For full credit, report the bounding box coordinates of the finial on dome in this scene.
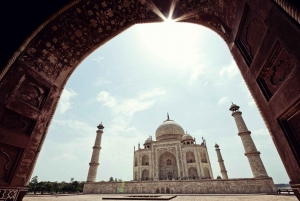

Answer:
[167,112,169,120]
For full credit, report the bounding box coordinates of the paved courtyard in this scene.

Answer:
[24,194,297,201]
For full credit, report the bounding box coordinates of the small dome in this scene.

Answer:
[156,119,185,141]
[97,122,104,129]
[229,103,240,111]
[182,133,194,141]
[144,137,152,145]
[214,143,219,148]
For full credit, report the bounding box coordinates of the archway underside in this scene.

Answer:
[0,0,300,200]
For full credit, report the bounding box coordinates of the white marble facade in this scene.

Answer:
[84,110,277,195]
[83,178,277,194]
[133,116,213,181]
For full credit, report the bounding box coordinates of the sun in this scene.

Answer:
[164,16,174,24]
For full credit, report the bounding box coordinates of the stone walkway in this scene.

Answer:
[24,194,298,201]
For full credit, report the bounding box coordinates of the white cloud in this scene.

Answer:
[189,65,205,85]
[248,100,255,106]
[58,88,77,114]
[93,77,111,87]
[92,56,104,63]
[97,88,166,137]
[219,61,239,78]
[51,153,77,161]
[53,119,95,136]
[97,91,116,107]
[218,96,228,105]
[138,88,165,100]
[252,128,269,136]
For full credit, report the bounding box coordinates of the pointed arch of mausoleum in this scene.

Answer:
[203,167,211,179]
[188,167,198,179]
[0,0,300,200]
[186,151,196,163]
[158,151,178,180]
[141,169,149,180]
[142,155,150,166]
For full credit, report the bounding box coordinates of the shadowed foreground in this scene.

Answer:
[24,194,297,201]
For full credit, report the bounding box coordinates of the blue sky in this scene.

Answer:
[32,22,289,184]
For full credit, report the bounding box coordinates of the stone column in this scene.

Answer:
[86,123,104,182]
[229,103,268,178]
[214,143,228,179]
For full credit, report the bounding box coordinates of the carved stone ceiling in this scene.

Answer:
[0,0,237,85]
[5,0,238,86]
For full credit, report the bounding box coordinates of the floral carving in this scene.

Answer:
[0,109,36,135]
[257,41,296,100]
[0,143,22,184]
[17,0,237,83]
[236,4,267,66]
[14,77,48,109]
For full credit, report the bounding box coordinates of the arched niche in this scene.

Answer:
[142,155,149,166]
[141,169,149,181]
[186,151,195,163]
[188,167,198,179]
[200,152,207,163]
[134,158,138,167]
[203,167,211,179]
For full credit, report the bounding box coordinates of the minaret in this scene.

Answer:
[214,143,228,179]
[229,103,268,178]
[86,122,104,182]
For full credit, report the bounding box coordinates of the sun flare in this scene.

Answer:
[164,17,174,24]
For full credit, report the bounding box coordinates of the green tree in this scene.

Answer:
[37,182,47,194]
[60,181,69,193]
[71,181,79,192]
[78,182,85,192]
[29,176,38,194]
[53,182,60,194]
[45,182,53,194]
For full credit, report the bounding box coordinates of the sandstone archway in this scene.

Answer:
[0,0,299,200]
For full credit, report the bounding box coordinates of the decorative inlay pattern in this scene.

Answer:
[15,0,238,83]
[0,189,19,201]
[0,143,23,184]
[257,41,297,100]
[13,76,49,109]
[0,109,36,136]
[236,4,267,66]
[19,0,160,82]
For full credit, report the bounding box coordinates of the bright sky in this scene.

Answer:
[32,21,289,184]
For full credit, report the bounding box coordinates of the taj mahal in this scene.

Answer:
[133,113,214,181]
[83,103,277,194]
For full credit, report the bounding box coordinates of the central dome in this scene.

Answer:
[156,119,185,141]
